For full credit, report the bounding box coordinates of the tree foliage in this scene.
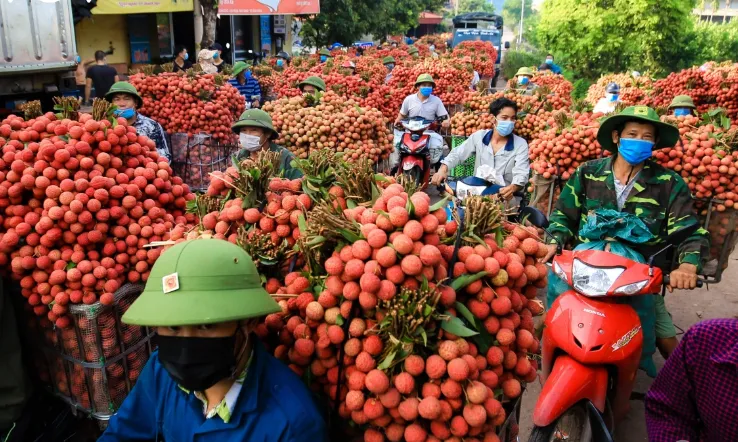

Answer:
[502,0,533,33]
[680,19,738,69]
[456,0,496,15]
[299,0,444,47]
[536,0,697,79]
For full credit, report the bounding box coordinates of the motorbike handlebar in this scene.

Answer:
[662,275,704,289]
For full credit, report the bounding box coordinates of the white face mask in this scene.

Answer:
[240,133,263,152]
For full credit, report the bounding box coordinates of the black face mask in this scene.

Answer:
[157,333,239,392]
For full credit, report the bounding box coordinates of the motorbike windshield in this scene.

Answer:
[403,119,432,131]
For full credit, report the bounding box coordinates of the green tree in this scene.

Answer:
[502,0,533,33]
[299,0,443,47]
[456,0,496,14]
[535,0,697,79]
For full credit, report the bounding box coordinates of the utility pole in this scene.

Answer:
[454,0,459,16]
[518,0,525,45]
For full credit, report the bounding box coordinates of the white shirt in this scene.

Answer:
[442,130,530,187]
[593,97,619,115]
[399,93,449,121]
[471,71,480,90]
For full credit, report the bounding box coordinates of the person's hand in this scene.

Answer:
[441,119,451,129]
[253,100,260,108]
[498,185,516,201]
[667,263,699,293]
[539,243,558,263]
[431,167,448,186]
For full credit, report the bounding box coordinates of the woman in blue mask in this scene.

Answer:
[540,106,709,361]
[105,82,171,161]
[668,95,696,117]
[209,43,225,73]
[432,97,530,203]
[173,45,192,73]
[274,51,291,70]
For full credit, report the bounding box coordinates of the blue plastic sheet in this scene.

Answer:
[546,210,658,377]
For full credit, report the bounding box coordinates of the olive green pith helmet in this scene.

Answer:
[383,56,396,65]
[515,67,534,77]
[105,82,143,108]
[668,95,696,110]
[122,239,280,327]
[232,61,249,77]
[415,73,436,86]
[596,105,680,153]
[299,76,326,92]
[319,48,331,57]
[408,46,419,55]
[231,109,278,139]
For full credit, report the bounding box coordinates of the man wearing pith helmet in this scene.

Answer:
[668,95,697,117]
[232,109,302,180]
[100,239,327,441]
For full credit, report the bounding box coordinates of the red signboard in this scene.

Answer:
[218,0,320,15]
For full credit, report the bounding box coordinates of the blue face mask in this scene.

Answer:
[496,120,515,137]
[245,70,252,79]
[518,76,530,86]
[607,93,619,102]
[75,55,81,63]
[618,138,654,165]
[213,52,219,59]
[184,53,189,60]
[545,59,553,65]
[419,86,433,97]
[674,108,691,117]
[276,59,284,67]
[386,64,395,71]
[114,108,135,119]
[320,55,327,63]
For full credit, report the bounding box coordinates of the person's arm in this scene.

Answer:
[510,139,530,189]
[154,122,171,161]
[84,78,92,103]
[252,78,262,107]
[396,97,409,124]
[548,166,585,245]
[115,75,120,82]
[645,327,702,442]
[99,356,160,441]
[431,135,477,185]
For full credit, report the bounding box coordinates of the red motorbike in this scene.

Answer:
[396,117,441,188]
[520,207,702,442]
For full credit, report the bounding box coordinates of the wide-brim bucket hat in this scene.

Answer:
[122,239,281,327]
[597,105,680,153]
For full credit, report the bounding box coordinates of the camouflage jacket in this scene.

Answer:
[548,157,709,271]
[235,143,302,180]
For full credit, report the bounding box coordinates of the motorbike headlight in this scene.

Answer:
[552,260,568,284]
[614,280,649,295]
[572,259,625,297]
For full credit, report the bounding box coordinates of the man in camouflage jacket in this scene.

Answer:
[542,106,709,359]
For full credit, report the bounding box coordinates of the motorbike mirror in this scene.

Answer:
[519,207,549,229]
[647,244,672,273]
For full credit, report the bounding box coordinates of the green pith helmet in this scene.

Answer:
[597,105,680,153]
[668,95,696,110]
[408,46,419,55]
[231,109,278,139]
[299,76,326,92]
[232,61,249,77]
[105,82,143,108]
[515,67,534,77]
[122,239,280,327]
[319,48,331,57]
[383,56,396,65]
[415,73,436,86]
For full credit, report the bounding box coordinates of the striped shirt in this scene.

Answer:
[228,77,262,106]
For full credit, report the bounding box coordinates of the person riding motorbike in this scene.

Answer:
[668,95,697,117]
[511,67,537,95]
[275,51,291,70]
[298,76,326,97]
[99,239,327,441]
[431,97,529,203]
[341,60,357,76]
[541,105,709,360]
[593,82,621,115]
[393,73,450,170]
[318,48,331,63]
[383,56,395,83]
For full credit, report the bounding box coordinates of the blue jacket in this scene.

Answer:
[99,340,327,442]
[549,63,562,75]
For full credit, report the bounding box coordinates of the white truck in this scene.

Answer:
[0,0,79,112]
